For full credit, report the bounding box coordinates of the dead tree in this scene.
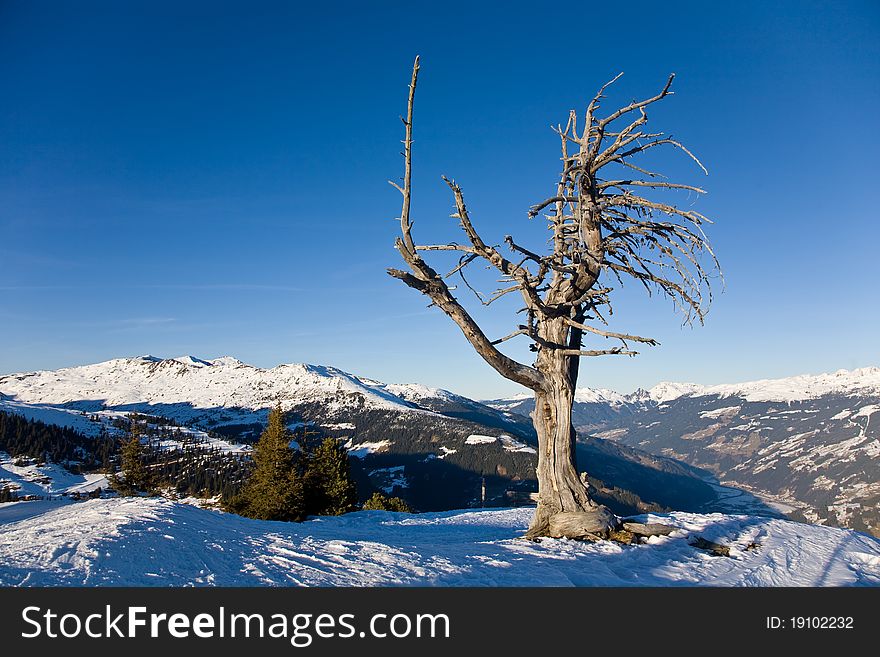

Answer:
[388,57,719,540]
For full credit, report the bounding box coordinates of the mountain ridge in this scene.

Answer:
[487,365,880,407]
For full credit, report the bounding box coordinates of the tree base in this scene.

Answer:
[548,507,619,540]
[526,509,685,544]
[622,521,677,537]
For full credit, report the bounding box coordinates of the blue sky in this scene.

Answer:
[1,0,878,399]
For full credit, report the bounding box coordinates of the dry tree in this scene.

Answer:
[388,57,719,540]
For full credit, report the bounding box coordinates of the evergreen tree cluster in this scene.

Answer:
[1,409,401,519]
[224,405,360,522]
[150,446,250,500]
[303,436,358,516]
[0,411,115,471]
[107,436,251,499]
[107,415,251,499]
[362,492,412,512]
[226,406,302,520]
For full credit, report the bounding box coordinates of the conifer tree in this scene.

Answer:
[304,437,357,516]
[110,428,154,496]
[362,492,412,513]
[230,404,303,521]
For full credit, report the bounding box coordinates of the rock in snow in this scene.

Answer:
[1,497,878,586]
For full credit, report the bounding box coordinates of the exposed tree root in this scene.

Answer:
[622,521,678,537]
[689,536,731,557]
[525,516,683,546]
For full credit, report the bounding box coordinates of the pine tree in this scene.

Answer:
[362,492,412,513]
[304,437,357,516]
[110,434,154,496]
[229,405,303,521]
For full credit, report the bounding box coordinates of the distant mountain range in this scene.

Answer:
[485,367,880,535]
[0,355,741,517]
[5,357,876,534]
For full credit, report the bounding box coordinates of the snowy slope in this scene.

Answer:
[0,398,110,436]
[0,497,878,586]
[1,453,107,497]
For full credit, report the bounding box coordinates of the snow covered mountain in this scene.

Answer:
[2,496,878,586]
[490,386,637,427]
[488,367,880,422]
[647,367,880,403]
[0,354,537,439]
[485,367,880,535]
[0,355,725,516]
[0,355,431,426]
[490,366,880,424]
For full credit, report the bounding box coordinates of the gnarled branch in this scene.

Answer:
[387,57,544,390]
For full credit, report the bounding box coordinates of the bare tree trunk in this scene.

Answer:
[526,320,618,540]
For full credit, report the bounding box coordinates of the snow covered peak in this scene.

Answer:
[573,387,629,405]
[845,366,880,378]
[625,388,653,403]
[645,381,708,404]
[4,356,879,425]
[483,392,532,405]
[171,355,214,368]
[643,367,880,403]
[0,355,427,422]
[209,356,246,368]
[697,367,880,403]
[382,383,460,404]
[483,366,880,407]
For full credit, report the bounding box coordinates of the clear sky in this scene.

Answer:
[1,0,878,399]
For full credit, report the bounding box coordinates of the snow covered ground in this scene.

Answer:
[1,497,878,586]
[0,453,107,498]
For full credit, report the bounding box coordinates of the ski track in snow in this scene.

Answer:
[1,498,878,587]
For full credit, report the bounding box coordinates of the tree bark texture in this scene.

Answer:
[527,318,616,539]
